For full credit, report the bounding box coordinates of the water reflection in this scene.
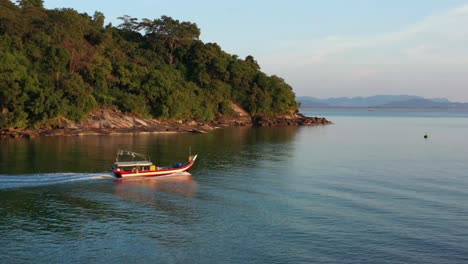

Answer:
[114,173,197,199]
[0,127,301,175]
[196,127,300,171]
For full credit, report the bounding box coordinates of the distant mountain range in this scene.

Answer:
[297,95,468,109]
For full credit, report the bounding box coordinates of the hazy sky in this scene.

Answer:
[43,0,468,102]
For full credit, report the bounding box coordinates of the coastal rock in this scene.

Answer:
[0,128,39,139]
[1,106,332,139]
[251,111,333,127]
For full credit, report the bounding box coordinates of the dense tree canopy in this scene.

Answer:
[0,0,299,128]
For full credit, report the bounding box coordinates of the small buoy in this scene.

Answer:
[424,133,428,139]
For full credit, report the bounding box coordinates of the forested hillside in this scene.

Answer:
[0,0,298,129]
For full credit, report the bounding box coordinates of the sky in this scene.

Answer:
[43,0,468,102]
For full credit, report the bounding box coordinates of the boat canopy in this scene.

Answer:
[114,161,153,167]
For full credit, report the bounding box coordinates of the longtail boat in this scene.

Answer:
[112,150,197,179]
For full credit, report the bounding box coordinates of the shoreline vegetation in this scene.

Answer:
[1,106,333,139]
[0,1,332,139]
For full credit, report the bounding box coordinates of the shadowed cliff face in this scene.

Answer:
[1,105,332,139]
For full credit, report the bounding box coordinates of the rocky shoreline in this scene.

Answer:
[1,108,332,139]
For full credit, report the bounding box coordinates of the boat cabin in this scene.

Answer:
[113,160,155,173]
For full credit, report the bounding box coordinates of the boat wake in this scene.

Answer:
[0,173,114,190]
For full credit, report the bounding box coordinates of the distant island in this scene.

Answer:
[0,1,331,138]
[298,95,468,109]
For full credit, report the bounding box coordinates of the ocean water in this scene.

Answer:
[1,109,468,263]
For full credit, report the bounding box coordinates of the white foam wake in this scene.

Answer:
[0,173,114,190]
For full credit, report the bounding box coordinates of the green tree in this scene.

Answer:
[16,0,43,9]
[141,16,200,64]
[0,51,30,127]
[58,74,97,120]
[92,11,105,28]
[0,2,301,128]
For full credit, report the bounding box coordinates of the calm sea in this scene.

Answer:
[1,109,468,263]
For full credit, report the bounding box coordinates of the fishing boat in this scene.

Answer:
[111,150,197,179]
